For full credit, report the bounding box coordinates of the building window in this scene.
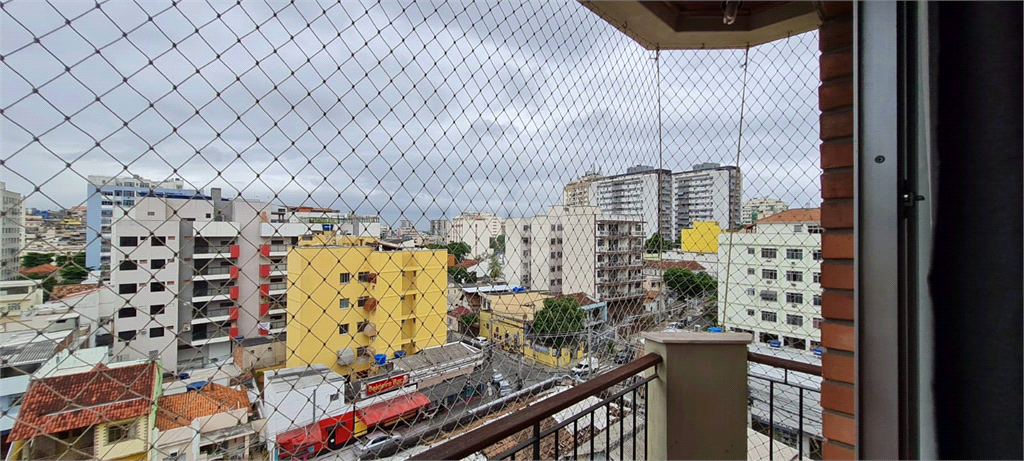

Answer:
[151,236,166,246]
[747,247,755,255]
[339,273,350,283]
[117,330,137,341]
[813,317,823,329]
[812,249,822,261]
[119,236,138,247]
[118,307,137,318]
[746,288,756,296]
[118,284,137,295]
[150,327,165,338]
[747,268,755,275]
[119,260,137,271]
[807,225,823,234]
[759,332,780,344]
[761,311,777,322]
[150,282,165,292]
[786,314,804,326]
[339,324,349,335]
[760,290,778,301]
[330,393,340,401]
[786,292,803,304]
[358,297,369,308]
[151,259,166,270]
[784,336,807,350]
[761,269,777,280]
[785,271,803,282]
[786,248,803,260]
[107,422,136,443]
[813,294,822,306]
[550,238,556,244]
[761,248,777,259]
[150,305,165,315]
[339,299,349,309]
[358,272,370,283]
[746,309,755,316]
[813,272,821,283]
[793,224,803,233]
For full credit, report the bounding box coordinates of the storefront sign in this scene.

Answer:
[365,374,409,396]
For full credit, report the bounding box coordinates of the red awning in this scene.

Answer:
[357,392,430,427]
[277,424,322,450]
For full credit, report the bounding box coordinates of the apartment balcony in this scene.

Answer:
[267,244,289,257]
[192,286,233,303]
[412,332,821,461]
[193,245,237,260]
[190,306,232,324]
[192,265,233,281]
[267,282,287,296]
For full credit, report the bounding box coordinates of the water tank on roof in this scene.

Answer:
[178,373,190,380]
[394,350,407,359]
[708,327,723,333]
[813,347,823,357]
[768,340,782,348]
[373,354,387,366]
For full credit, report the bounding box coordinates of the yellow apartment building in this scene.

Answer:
[478,291,584,368]
[286,234,448,379]
[680,221,721,253]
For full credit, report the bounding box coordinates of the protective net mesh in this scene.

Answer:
[2,1,821,460]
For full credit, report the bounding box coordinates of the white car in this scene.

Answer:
[571,358,600,376]
[355,432,403,459]
[466,336,489,348]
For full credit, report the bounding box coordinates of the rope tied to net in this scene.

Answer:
[720,44,750,333]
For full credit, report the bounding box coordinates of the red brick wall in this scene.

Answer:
[818,2,855,459]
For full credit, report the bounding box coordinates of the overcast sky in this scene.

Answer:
[1,1,821,228]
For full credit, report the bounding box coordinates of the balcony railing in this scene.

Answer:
[194,246,232,255]
[195,266,231,276]
[411,353,661,461]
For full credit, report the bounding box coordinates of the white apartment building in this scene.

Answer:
[1,182,24,280]
[673,163,742,234]
[562,171,603,207]
[717,208,823,351]
[449,211,503,258]
[109,189,318,373]
[269,207,381,238]
[588,166,673,241]
[504,206,645,303]
[742,197,791,225]
[84,174,198,273]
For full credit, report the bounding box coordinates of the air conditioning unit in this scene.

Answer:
[181,323,192,332]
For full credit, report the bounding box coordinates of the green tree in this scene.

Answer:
[489,235,505,253]
[645,233,670,253]
[663,268,717,300]
[58,265,89,285]
[446,242,471,263]
[486,253,502,280]
[531,297,585,348]
[448,266,477,284]
[21,252,54,269]
[459,313,479,331]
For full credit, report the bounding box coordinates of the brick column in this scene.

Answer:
[818,2,856,459]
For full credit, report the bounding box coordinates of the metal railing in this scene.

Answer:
[194,266,231,276]
[746,351,823,460]
[411,353,661,461]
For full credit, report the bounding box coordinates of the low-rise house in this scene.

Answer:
[0,331,77,455]
[154,382,254,461]
[642,260,706,294]
[6,361,160,461]
[478,291,585,367]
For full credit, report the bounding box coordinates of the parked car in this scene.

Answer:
[464,336,489,349]
[613,350,635,364]
[355,432,403,459]
[571,358,600,376]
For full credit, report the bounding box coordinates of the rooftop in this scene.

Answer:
[482,291,551,320]
[753,207,820,224]
[156,382,250,431]
[266,364,346,391]
[644,260,707,271]
[19,264,60,275]
[392,342,480,374]
[8,362,157,441]
[35,347,109,379]
[0,330,73,367]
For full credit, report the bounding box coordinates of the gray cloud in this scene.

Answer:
[2,1,821,226]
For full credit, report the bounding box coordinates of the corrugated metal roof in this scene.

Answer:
[393,342,478,373]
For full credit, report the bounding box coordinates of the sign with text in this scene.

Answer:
[365,374,409,396]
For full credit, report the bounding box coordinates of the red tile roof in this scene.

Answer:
[644,260,706,271]
[49,284,98,299]
[754,208,820,224]
[8,362,157,441]
[558,292,599,306]
[20,264,60,275]
[155,382,250,431]
[455,259,480,269]
[449,306,473,317]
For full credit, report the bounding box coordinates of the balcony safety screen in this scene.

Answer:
[1,1,822,459]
